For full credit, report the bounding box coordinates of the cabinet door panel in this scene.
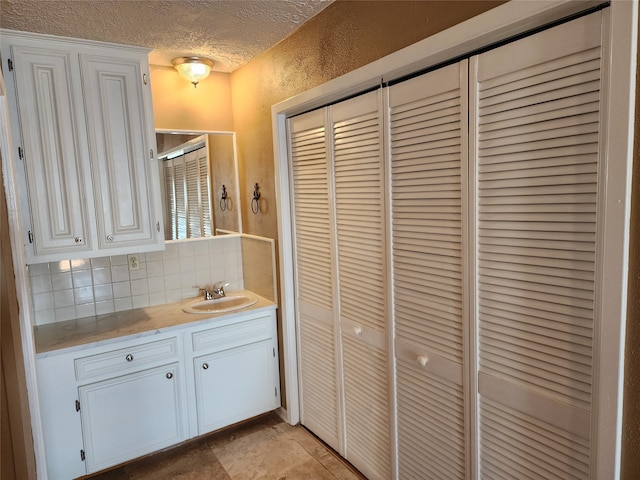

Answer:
[11,46,93,256]
[79,363,184,473]
[194,340,277,434]
[80,55,159,249]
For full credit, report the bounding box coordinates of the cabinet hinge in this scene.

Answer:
[80,449,85,461]
[149,149,154,160]
[143,72,148,85]
[27,230,33,244]
[156,221,160,232]
[75,399,80,412]
[275,387,277,397]
[273,348,276,358]
[7,58,13,71]
[18,146,24,160]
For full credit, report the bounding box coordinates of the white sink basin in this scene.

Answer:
[182,294,258,314]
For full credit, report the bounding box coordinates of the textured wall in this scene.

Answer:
[230,0,504,240]
[621,28,640,479]
[208,134,240,233]
[150,66,234,132]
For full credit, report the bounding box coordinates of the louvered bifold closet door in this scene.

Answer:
[163,159,177,240]
[185,149,202,237]
[198,148,213,237]
[184,146,212,238]
[173,156,187,239]
[389,61,468,480]
[471,11,603,479]
[288,109,342,452]
[331,90,391,480]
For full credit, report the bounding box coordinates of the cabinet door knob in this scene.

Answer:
[417,355,429,367]
[125,354,134,362]
[106,234,114,242]
[202,363,209,370]
[166,372,173,379]
[353,326,363,336]
[74,236,83,244]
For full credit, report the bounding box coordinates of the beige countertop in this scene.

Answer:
[34,290,276,356]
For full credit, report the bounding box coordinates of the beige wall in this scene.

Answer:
[150,65,234,132]
[208,134,240,232]
[230,0,504,239]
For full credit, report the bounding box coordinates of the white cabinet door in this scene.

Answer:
[80,54,162,251]
[9,44,94,258]
[37,352,87,480]
[194,339,278,434]
[79,363,185,473]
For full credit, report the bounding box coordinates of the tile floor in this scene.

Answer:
[86,413,367,480]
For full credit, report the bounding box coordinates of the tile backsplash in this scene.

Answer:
[29,236,244,326]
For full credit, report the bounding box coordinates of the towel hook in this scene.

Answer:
[251,183,261,214]
[220,185,228,211]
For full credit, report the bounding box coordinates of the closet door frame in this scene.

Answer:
[273,2,636,479]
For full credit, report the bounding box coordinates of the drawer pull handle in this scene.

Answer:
[166,372,173,379]
[125,354,134,362]
[417,355,429,367]
[202,363,209,370]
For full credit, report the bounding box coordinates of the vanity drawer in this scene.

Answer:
[75,337,179,381]
[191,315,273,353]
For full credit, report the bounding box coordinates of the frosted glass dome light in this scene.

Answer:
[171,57,215,88]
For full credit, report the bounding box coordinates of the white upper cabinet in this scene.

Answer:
[7,44,94,257]
[80,55,160,251]
[1,30,164,263]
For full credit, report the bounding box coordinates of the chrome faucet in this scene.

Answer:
[197,282,230,300]
[211,282,229,299]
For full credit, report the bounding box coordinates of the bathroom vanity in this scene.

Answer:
[34,293,279,479]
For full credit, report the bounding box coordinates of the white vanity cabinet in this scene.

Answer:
[78,364,185,472]
[0,30,164,263]
[37,334,188,479]
[74,337,186,473]
[189,311,280,434]
[36,304,279,479]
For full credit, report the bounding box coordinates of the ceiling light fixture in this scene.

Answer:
[171,57,215,88]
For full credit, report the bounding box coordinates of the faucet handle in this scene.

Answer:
[195,285,213,300]
[212,282,230,296]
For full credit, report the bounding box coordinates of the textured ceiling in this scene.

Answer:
[0,0,333,72]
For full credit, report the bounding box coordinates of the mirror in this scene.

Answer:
[156,130,241,239]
